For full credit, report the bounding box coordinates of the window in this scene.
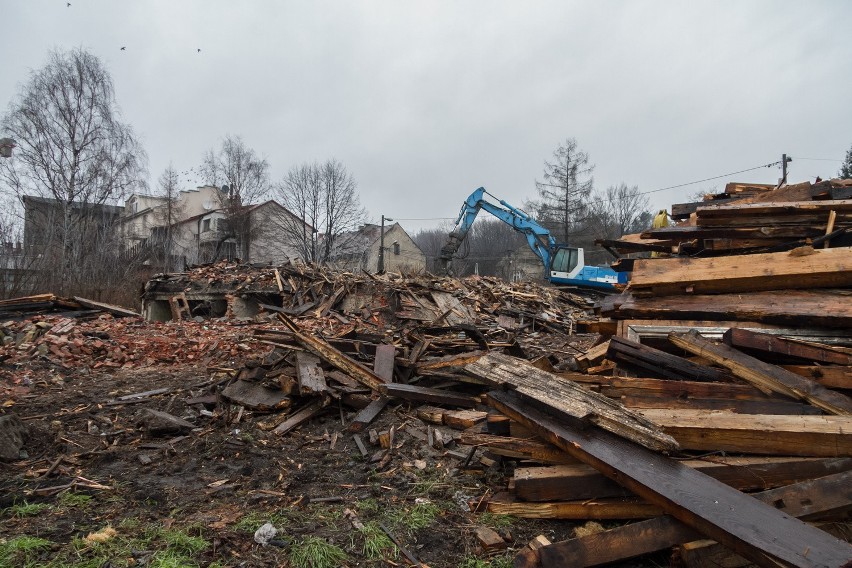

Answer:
[551,247,579,273]
[202,219,211,232]
[393,242,400,255]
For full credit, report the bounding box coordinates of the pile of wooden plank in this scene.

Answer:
[0,294,139,320]
[598,178,852,258]
[475,179,852,566]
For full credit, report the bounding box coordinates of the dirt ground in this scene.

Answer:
[1,352,595,568]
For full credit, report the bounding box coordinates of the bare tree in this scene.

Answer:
[532,138,594,244]
[201,135,269,259]
[587,183,652,240]
[153,163,185,272]
[0,47,147,296]
[274,159,367,264]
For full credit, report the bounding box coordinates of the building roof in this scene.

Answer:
[22,195,125,215]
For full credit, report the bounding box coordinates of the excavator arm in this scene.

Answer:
[438,187,556,277]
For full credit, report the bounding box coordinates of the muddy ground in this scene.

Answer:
[0,357,613,568]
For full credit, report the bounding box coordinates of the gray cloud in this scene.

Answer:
[2,1,850,235]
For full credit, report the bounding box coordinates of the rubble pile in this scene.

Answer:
[1,179,851,567]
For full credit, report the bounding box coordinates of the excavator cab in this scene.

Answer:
[550,246,582,278]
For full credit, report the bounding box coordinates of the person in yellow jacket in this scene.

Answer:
[651,209,669,257]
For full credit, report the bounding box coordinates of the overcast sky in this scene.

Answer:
[2,1,851,234]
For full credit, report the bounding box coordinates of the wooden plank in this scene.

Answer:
[541,516,700,567]
[540,471,852,568]
[348,396,390,433]
[486,389,852,567]
[514,457,852,502]
[379,383,478,408]
[671,330,852,415]
[415,351,487,374]
[598,377,776,402]
[72,296,140,318]
[295,352,327,394]
[680,522,852,568]
[696,199,852,217]
[485,492,663,520]
[576,340,610,371]
[276,313,386,391]
[442,409,488,430]
[781,365,852,390]
[619,394,823,415]
[607,336,733,382]
[605,289,852,329]
[465,352,678,452]
[457,432,578,465]
[639,409,852,456]
[629,246,852,296]
[373,344,396,381]
[273,399,328,435]
[724,328,852,365]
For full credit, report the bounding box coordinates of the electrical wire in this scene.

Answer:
[790,156,843,162]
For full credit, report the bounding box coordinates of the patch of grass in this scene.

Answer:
[459,555,513,568]
[356,497,382,518]
[0,535,52,567]
[289,536,349,568]
[233,511,267,533]
[3,501,51,518]
[57,492,92,508]
[149,549,202,568]
[386,500,441,532]
[478,512,516,529]
[159,527,209,556]
[360,521,398,560]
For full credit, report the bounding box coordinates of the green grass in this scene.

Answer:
[57,492,92,508]
[51,523,210,568]
[386,500,441,532]
[3,501,51,518]
[289,536,349,568]
[0,535,52,568]
[360,521,398,560]
[477,512,516,529]
[459,555,513,568]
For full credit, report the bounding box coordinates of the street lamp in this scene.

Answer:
[378,215,393,273]
[0,138,16,158]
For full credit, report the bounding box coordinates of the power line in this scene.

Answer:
[790,156,843,162]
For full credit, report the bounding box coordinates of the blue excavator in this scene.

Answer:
[438,187,627,292]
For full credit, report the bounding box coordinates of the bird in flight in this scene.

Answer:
[121,47,126,51]
[197,48,202,53]
[67,2,71,6]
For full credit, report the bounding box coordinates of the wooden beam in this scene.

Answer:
[670,330,852,415]
[276,313,386,391]
[379,383,478,408]
[619,394,823,415]
[484,492,662,520]
[607,336,734,382]
[486,389,852,567]
[540,470,852,568]
[465,352,678,452]
[295,352,327,394]
[597,377,777,402]
[639,409,852,456]
[514,457,852,502]
[724,327,852,365]
[782,365,852,390]
[373,344,396,381]
[457,432,578,465]
[348,396,390,433]
[604,289,852,329]
[629,246,852,297]
[273,399,328,435]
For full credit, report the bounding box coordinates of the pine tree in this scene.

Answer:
[839,145,852,179]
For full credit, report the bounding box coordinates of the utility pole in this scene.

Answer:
[781,154,792,185]
[378,215,393,273]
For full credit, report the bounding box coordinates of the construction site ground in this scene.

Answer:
[0,339,599,568]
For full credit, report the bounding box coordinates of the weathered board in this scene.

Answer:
[487,389,852,568]
[465,352,678,452]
